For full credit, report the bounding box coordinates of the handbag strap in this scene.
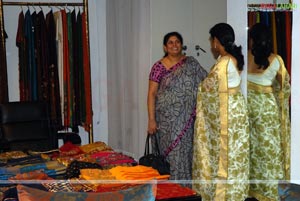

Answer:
[163,108,196,157]
[144,134,150,155]
[144,133,162,156]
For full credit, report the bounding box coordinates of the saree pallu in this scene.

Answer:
[247,56,290,201]
[155,56,207,182]
[192,57,250,201]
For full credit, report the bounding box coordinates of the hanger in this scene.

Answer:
[31,4,37,13]
[65,4,71,12]
[20,5,24,13]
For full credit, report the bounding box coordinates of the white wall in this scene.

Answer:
[227,0,248,96]
[291,0,300,184]
[89,0,108,144]
[151,0,226,72]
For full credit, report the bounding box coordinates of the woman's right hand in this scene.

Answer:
[148,119,158,135]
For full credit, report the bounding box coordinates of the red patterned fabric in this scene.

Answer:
[81,12,92,132]
[90,151,136,167]
[59,142,83,156]
[155,183,196,200]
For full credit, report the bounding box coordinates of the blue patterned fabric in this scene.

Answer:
[17,183,156,201]
[278,182,300,201]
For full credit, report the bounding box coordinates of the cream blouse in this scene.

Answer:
[247,57,280,86]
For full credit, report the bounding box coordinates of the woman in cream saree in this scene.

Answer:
[193,23,250,201]
[247,22,291,201]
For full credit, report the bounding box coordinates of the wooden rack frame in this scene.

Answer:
[0,0,94,144]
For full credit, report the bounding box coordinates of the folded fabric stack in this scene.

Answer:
[91,151,137,168]
[78,165,169,192]
[45,142,137,169]
[0,157,66,180]
[108,165,169,181]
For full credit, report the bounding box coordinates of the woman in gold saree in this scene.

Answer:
[192,23,250,201]
[247,23,291,201]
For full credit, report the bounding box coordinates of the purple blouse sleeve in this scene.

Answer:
[149,62,164,83]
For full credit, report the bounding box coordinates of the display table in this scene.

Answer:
[0,141,201,201]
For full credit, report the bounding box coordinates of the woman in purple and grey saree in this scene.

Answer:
[147,32,207,183]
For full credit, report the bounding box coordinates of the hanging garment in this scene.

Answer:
[61,9,70,128]
[24,9,36,101]
[0,15,9,103]
[275,12,287,67]
[82,12,92,132]
[34,10,49,102]
[247,11,254,28]
[284,11,292,75]
[72,9,80,130]
[53,10,65,127]
[271,12,278,54]
[16,11,27,101]
[46,10,62,130]
[76,11,86,124]
[67,11,74,129]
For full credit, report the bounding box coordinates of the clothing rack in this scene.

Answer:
[248,3,296,12]
[2,2,83,6]
[0,0,94,144]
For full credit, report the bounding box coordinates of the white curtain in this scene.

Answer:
[106,0,151,159]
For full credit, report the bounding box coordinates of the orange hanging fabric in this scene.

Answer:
[271,12,278,54]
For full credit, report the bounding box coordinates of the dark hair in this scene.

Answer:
[163,32,183,57]
[209,23,244,71]
[249,23,272,69]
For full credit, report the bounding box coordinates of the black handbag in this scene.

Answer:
[139,134,170,175]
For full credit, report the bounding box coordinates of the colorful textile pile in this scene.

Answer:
[0,141,167,201]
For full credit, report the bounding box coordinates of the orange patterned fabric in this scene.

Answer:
[9,170,52,180]
[109,165,170,180]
